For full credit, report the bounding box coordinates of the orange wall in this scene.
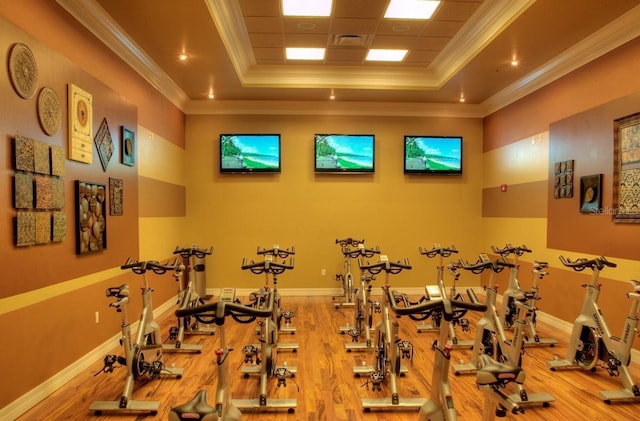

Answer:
[0,1,185,411]
[483,32,640,349]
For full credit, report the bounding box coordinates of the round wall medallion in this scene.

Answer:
[37,87,62,136]
[8,43,38,99]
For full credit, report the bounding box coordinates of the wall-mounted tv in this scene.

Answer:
[220,134,281,173]
[314,134,375,173]
[404,135,462,175]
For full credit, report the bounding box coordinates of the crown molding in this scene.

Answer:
[430,0,535,87]
[55,0,190,110]
[482,4,640,115]
[185,99,484,118]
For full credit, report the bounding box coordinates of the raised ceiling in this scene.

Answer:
[58,0,640,116]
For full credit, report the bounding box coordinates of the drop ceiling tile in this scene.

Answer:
[377,19,429,36]
[253,47,284,60]
[370,35,420,49]
[330,18,378,35]
[239,0,280,17]
[423,20,465,37]
[325,47,367,61]
[283,17,331,33]
[414,36,452,51]
[244,16,283,34]
[435,1,483,21]
[249,34,284,48]
[333,0,388,18]
[284,33,330,48]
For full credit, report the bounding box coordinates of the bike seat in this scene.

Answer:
[169,390,217,421]
[476,355,525,386]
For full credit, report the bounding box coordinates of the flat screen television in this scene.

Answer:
[220,134,281,173]
[314,134,375,173]
[404,135,462,175]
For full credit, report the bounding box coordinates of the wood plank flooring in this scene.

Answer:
[17,293,640,420]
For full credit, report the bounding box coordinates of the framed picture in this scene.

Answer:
[109,177,123,216]
[67,84,93,164]
[580,174,602,214]
[75,180,107,254]
[613,112,640,223]
[94,118,114,172]
[121,126,136,166]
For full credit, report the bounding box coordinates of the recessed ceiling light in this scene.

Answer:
[208,92,215,99]
[384,0,440,19]
[510,59,519,67]
[286,47,325,60]
[282,0,332,16]
[178,53,189,61]
[366,49,408,62]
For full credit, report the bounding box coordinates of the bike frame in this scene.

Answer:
[548,255,640,403]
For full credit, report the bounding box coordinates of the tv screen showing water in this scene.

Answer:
[315,134,374,172]
[404,136,462,174]
[220,134,281,173]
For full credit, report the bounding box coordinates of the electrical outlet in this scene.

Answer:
[95,311,100,324]
[321,268,326,276]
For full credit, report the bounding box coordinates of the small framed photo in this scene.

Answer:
[580,174,602,214]
[121,126,136,166]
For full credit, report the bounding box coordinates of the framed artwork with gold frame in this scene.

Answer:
[613,112,640,223]
[121,126,136,166]
[68,84,93,164]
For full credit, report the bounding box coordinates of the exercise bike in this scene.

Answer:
[476,354,525,419]
[90,258,184,415]
[413,244,472,349]
[339,243,381,348]
[548,255,640,404]
[453,254,554,409]
[491,244,557,347]
[163,245,215,353]
[387,282,487,420]
[253,245,297,337]
[333,237,365,308]
[238,252,298,412]
[169,288,275,421]
[353,255,423,411]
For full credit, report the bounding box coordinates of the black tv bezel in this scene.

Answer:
[314,133,375,174]
[403,135,463,175]
[219,133,282,174]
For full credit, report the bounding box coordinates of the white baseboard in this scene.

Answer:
[0,297,176,421]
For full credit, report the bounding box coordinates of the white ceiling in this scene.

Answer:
[57,0,640,117]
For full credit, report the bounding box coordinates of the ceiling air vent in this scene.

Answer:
[333,34,370,47]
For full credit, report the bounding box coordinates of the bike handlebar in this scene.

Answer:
[458,255,514,274]
[175,290,275,325]
[173,245,213,259]
[419,244,458,258]
[358,257,411,275]
[386,287,486,318]
[257,245,295,258]
[559,255,617,271]
[491,243,532,257]
[121,257,180,275]
[342,245,380,259]
[241,257,295,275]
[336,238,364,247]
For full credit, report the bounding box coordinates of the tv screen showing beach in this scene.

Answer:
[404,136,462,174]
[314,134,374,172]
[220,134,281,173]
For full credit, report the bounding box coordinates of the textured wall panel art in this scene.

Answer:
[14,134,34,172]
[14,173,33,209]
[35,212,51,244]
[33,139,50,174]
[16,211,36,246]
[52,211,66,242]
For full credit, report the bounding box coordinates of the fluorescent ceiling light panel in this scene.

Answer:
[282,0,332,16]
[384,0,440,19]
[286,47,326,60]
[366,49,408,62]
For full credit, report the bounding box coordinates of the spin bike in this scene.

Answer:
[354,256,423,411]
[413,244,472,349]
[169,288,275,421]
[341,244,382,348]
[453,254,554,409]
[548,255,640,404]
[90,258,184,415]
[333,237,365,308]
[238,254,299,412]
[387,283,487,420]
[164,245,215,353]
[491,244,557,347]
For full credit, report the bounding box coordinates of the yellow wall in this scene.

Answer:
[184,114,484,289]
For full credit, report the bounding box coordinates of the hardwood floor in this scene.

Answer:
[17,293,640,420]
